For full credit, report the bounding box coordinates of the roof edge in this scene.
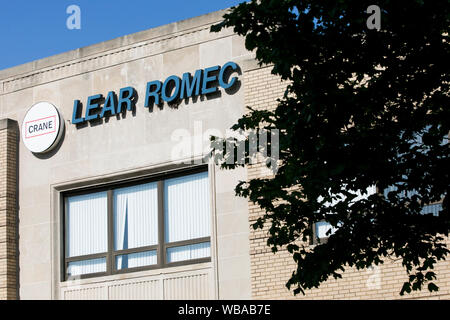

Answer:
[0,8,229,81]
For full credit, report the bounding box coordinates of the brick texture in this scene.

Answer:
[244,66,450,300]
[0,119,18,300]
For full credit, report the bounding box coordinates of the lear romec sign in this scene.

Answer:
[21,102,64,153]
[71,61,240,125]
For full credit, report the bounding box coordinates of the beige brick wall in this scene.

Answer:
[244,66,450,300]
[0,119,18,300]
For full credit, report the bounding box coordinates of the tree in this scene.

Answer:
[210,0,449,295]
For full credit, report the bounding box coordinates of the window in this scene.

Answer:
[383,185,443,216]
[381,128,446,217]
[312,185,377,243]
[314,221,338,240]
[312,184,443,244]
[312,129,447,243]
[63,168,211,280]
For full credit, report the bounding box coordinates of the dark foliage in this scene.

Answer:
[210,0,449,295]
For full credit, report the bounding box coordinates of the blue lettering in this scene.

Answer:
[219,61,239,89]
[145,80,162,107]
[202,65,219,95]
[71,100,85,124]
[162,75,181,103]
[180,70,202,99]
[85,94,102,121]
[71,62,241,126]
[117,87,135,113]
[100,91,117,118]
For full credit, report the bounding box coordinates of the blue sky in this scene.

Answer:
[0,0,244,70]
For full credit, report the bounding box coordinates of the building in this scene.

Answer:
[0,9,449,300]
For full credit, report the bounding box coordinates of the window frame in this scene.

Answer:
[62,165,211,281]
[310,220,336,245]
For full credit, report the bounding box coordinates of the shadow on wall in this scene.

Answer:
[33,124,66,160]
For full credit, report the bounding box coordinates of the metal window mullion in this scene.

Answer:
[67,271,109,281]
[157,180,165,268]
[165,257,212,268]
[165,236,211,249]
[107,189,114,275]
[65,252,108,263]
[311,222,317,245]
[63,197,68,281]
[65,260,69,281]
[112,244,159,257]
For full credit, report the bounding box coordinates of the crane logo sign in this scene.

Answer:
[21,102,64,153]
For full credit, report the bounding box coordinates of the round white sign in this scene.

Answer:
[21,102,64,153]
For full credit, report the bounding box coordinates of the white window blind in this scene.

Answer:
[315,221,339,239]
[116,250,157,270]
[167,242,211,263]
[66,192,108,257]
[67,258,106,277]
[164,171,211,261]
[114,182,159,250]
[114,182,159,270]
[64,170,212,278]
[66,192,108,276]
